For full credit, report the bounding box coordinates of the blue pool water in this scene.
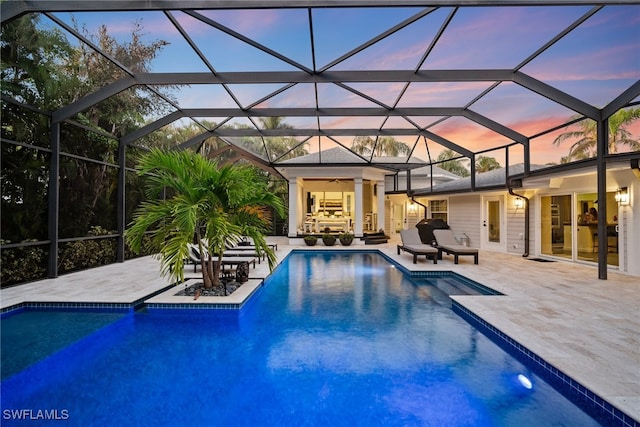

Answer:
[2,252,605,426]
[1,310,127,379]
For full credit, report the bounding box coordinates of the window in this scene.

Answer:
[430,200,448,222]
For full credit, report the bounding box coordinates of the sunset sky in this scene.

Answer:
[40,4,640,166]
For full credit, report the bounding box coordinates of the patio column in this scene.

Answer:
[116,141,126,262]
[376,180,385,232]
[48,122,60,278]
[288,177,298,237]
[596,118,608,279]
[354,177,363,237]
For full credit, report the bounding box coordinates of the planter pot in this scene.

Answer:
[235,261,249,283]
[339,237,353,246]
[304,237,317,246]
[322,237,336,246]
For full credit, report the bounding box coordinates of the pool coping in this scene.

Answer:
[144,278,265,310]
[453,301,637,427]
[0,282,176,315]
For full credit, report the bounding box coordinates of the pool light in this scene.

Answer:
[517,374,533,389]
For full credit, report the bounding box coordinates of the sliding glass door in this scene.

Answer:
[575,192,618,266]
[541,195,572,260]
[540,193,618,267]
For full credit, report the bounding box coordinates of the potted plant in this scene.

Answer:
[322,233,336,246]
[125,148,284,291]
[304,235,318,246]
[339,232,354,246]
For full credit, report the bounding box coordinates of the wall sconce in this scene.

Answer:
[407,202,417,214]
[514,197,525,209]
[615,187,629,205]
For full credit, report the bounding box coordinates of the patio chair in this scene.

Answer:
[187,243,257,272]
[225,238,278,253]
[223,249,265,263]
[187,243,206,272]
[433,229,479,264]
[397,229,438,264]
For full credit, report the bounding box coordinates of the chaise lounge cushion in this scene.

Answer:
[186,243,258,272]
[433,229,478,264]
[397,229,438,264]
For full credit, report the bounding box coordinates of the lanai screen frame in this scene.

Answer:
[1,0,639,281]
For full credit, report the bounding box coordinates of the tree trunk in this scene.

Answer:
[201,255,217,289]
[212,255,222,286]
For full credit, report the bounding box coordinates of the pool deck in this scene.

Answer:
[1,237,638,423]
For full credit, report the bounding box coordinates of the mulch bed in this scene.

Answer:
[174,280,242,297]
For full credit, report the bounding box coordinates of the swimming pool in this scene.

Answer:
[1,310,128,380]
[2,251,606,426]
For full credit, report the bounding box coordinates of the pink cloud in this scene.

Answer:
[68,11,179,39]
[196,9,284,38]
[526,42,640,81]
[508,116,576,137]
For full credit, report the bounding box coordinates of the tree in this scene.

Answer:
[436,149,470,177]
[257,117,308,161]
[1,15,75,110]
[258,116,291,130]
[553,109,640,163]
[2,14,174,242]
[125,148,284,289]
[475,156,502,173]
[351,136,411,157]
[69,19,174,137]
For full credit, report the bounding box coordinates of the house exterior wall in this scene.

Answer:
[448,195,481,247]
[616,170,638,276]
[506,193,526,255]
[522,167,637,277]
[384,162,638,278]
[384,199,392,234]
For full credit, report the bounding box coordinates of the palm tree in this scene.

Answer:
[125,148,284,289]
[351,136,411,157]
[257,116,308,161]
[475,156,502,173]
[553,108,640,163]
[436,149,470,177]
[258,116,292,130]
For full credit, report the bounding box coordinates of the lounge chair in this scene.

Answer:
[222,249,264,263]
[397,229,438,264]
[187,244,257,272]
[225,236,278,253]
[433,229,479,264]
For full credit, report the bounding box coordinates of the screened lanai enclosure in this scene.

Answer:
[1,0,639,286]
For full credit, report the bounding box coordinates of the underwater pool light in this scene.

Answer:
[517,374,533,389]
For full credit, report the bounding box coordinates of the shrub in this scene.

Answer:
[322,233,336,246]
[58,226,117,274]
[0,240,47,287]
[339,232,354,246]
[303,235,317,246]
